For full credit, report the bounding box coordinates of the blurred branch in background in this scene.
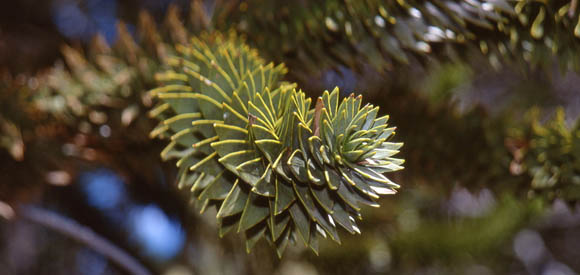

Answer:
[217,0,580,78]
[4,204,152,275]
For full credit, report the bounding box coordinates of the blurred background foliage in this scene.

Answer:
[1,0,580,274]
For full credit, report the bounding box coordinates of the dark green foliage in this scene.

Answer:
[0,6,211,203]
[508,108,580,202]
[221,0,580,72]
[0,6,212,161]
[149,31,404,256]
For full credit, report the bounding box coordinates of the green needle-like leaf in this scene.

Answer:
[150,31,404,256]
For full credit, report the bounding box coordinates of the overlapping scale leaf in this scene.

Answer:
[150,32,404,257]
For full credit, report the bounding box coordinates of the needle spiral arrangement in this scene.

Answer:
[149,32,403,257]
